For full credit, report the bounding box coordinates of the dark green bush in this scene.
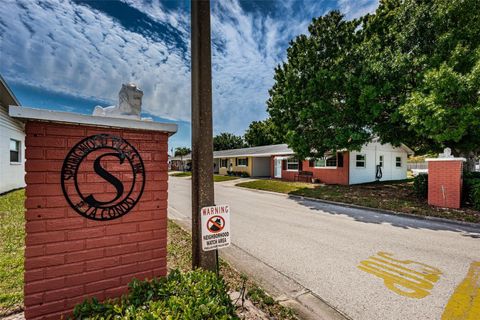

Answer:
[73,269,238,320]
[463,173,480,210]
[240,172,249,178]
[413,174,428,198]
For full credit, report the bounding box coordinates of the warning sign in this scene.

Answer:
[201,205,230,251]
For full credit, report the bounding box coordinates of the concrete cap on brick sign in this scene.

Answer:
[425,158,466,162]
[9,105,177,135]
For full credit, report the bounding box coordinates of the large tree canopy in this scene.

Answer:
[267,11,368,159]
[267,0,480,163]
[244,118,284,147]
[213,132,245,151]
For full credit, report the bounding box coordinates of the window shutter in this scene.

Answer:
[309,159,314,167]
[337,152,344,167]
[246,158,249,167]
[235,158,238,166]
[282,160,286,170]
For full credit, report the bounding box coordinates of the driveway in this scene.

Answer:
[168,177,480,320]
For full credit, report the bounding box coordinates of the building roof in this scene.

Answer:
[169,140,413,162]
[171,153,191,161]
[0,74,21,108]
[213,144,293,158]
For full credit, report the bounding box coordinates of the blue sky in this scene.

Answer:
[0,0,378,153]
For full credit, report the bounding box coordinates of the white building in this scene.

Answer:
[347,140,413,184]
[0,75,25,194]
[203,141,413,185]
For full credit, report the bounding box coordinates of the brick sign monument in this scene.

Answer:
[426,148,466,209]
[9,102,176,319]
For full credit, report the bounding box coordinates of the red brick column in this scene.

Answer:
[23,121,169,320]
[426,159,464,209]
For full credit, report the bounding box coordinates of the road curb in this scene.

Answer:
[169,214,350,320]
[288,194,480,230]
[234,185,480,230]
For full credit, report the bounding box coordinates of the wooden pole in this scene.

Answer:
[191,0,216,271]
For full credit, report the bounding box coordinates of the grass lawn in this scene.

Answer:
[170,171,192,177]
[0,189,25,316]
[170,171,239,182]
[237,179,480,223]
[213,175,239,182]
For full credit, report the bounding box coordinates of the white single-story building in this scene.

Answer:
[0,75,25,194]
[210,140,413,184]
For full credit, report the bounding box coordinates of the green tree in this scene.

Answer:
[267,11,367,159]
[267,1,480,168]
[244,118,284,147]
[360,0,480,167]
[174,147,191,157]
[213,133,245,151]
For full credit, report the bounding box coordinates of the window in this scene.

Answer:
[379,155,384,167]
[326,155,337,167]
[356,154,366,168]
[314,158,326,167]
[237,158,248,166]
[287,158,299,171]
[10,139,21,163]
[314,155,337,168]
[395,156,402,168]
[220,159,228,168]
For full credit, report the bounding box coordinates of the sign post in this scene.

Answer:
[191,0,216,271]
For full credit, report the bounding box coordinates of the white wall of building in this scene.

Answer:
[0,106,25,194]
[252,157,271,177]
[349,142,408,185]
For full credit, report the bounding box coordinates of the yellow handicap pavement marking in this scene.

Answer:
[358,251,442,299]
[442,261,480,320]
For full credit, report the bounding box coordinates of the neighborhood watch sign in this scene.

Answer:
[61,134,145,221]
[201,205,231,251]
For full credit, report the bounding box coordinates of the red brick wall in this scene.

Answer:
[305,152,349,185]
[24,122,169,320]
[427,160,463,209]
[270,152,350,185]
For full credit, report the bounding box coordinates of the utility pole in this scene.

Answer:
[191,0,216,271]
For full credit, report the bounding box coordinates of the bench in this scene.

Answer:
[294,171,313,182]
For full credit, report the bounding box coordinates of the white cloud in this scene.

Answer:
[0,0,191,121]
[0,0,379,139]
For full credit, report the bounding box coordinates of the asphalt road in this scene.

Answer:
[168,177,480,320]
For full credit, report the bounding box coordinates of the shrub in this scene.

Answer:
[73,269,238,320]
[413,173,428,198]
[240,172,249,178]
[463,172,480,210]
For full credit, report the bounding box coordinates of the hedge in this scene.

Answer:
[413,174,428,198]
[463,172,480,210]
[414,172,480,210]
[73,269,238,320]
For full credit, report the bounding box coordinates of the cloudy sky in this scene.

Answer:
[0,0,378,152]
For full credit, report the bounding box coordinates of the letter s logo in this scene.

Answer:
[85,153,125,207]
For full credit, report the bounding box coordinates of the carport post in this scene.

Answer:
[190,0,216,271]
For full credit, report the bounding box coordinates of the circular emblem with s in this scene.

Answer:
[61,134,145,221]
